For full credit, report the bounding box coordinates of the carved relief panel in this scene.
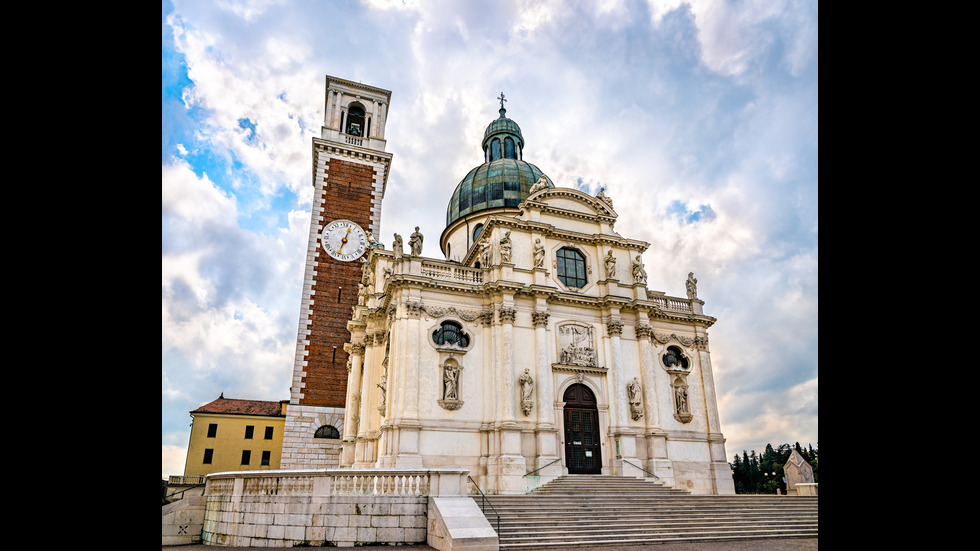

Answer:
[557,323,599,367]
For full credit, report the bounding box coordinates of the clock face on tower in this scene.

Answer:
[320,219,368,262]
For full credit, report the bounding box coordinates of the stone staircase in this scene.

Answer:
[474,475,818,549]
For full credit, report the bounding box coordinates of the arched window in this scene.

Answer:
[663,346,690,369]
[473,223,483,242]
[504,137,515,159]
[346,105,365,136]
[556,247,587,288]
[314,425,340,439]
[490,139,501,161]
[432,321,469,347]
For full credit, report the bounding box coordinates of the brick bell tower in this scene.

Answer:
[280,75,392,469]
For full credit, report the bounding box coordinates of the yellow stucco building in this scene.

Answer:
[183,394,287,477]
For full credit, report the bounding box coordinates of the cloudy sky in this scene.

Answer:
[162,0,817,479]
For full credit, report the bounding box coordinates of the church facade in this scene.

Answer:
[339,96,735,495]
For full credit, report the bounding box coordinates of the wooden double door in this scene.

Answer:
[563,384,602,474]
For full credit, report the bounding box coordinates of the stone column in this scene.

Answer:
[341,342,364,467]
[394,298,423,468]
[606,318,639,476]
[354,336,374,467]
[636,321,671,482]
[496,303,526,493]
[532,310,561,475]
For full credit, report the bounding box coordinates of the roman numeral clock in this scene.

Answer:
[320,219,368,262]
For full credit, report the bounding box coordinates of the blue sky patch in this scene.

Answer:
[667,200,716,224]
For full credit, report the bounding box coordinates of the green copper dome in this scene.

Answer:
[446,103,553,227]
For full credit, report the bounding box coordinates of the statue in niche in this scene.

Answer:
[558,325,598,367]
[444,363,460,400]
[357,283,367,305]
[393,233,403,259]
[627,377,643,420]
[604,251,617,279]
[529,175,549,194]
[675,384,689,414]
[686,272,698,299]
[632,255,647,285]
[409,226,423,256]
[533,238,545,267]
[520,368,534,416]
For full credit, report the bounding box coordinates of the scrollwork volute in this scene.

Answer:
[499,307,517,324]
[532,311,550,327]
[606,320,623,336]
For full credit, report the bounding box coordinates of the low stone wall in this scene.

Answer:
[203,494,427,547]
[194,468,481,548]
[162,495,206,545]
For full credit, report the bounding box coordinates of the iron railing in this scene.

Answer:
[467,475,499,535]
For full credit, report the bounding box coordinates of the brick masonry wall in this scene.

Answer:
[202,495,427,547]
[301,157,381,407]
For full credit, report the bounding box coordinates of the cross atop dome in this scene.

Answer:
[497,92,507,117]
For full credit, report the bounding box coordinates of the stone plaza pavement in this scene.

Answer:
[164,538,818,550]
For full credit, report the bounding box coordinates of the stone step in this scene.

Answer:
[499,529,819,549]
[475,474,817,549]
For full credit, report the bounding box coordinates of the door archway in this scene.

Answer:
[563,383,601,474]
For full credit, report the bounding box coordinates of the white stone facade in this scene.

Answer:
[344,187,735,495]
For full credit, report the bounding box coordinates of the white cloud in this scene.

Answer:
[163,0,817,474]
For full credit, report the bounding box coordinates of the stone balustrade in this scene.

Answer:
[198,468,471,547]
[205,468,469,498]
[420,260,484,283]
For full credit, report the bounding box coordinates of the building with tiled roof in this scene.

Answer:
[182,394,288,477]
